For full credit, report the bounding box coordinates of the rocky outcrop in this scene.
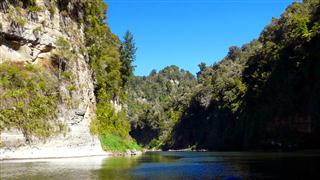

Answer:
[0,0,105,159]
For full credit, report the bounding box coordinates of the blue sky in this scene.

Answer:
[106,0,296,76]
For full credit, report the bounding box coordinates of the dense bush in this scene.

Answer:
[127,66,197,148]
[83,0,138,149]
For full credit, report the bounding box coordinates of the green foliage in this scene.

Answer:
[165,0,320,151]
[32,26,42,37]
[0,62,62,141]
[48,1,56,16]
[238,0,320,149]
[84,0,124,101]
[61,71,76,80]
[32,26,42,33]
[51,37,76,82]
[8,7,27,27]
[120,31,137,85]
[127,66,197,147]
[15,16,27,26]
[56,37,71,52]
[89,98,138,152]
[67,84,77,92]
[27,5,41,12]
[99,133,141,152]
[52,36,74,63]
[90,100,130,138]
[83,0,136,151]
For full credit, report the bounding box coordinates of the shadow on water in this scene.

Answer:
[1,151,320,180]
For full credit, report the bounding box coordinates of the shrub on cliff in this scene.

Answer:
[0,62,63,142]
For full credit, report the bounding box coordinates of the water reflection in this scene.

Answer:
[1,151,320,180]
[1,156,106,180]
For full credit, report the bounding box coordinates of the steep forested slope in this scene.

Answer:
[165,0,320,150]
[128,0,320,151]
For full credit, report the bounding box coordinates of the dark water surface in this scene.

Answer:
[1,151,320,180]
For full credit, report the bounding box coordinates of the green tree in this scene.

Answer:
[120,31,137,85]
[197,62,207,78]
[83,0,139,150]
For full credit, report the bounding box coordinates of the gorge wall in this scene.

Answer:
[0,0,106,159]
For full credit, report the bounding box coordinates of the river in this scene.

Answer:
[1,151,320,179]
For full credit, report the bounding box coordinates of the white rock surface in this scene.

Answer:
[0,1,104,159]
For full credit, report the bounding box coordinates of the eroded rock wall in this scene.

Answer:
[0,0,104,159]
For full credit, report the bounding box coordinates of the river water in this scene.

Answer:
[1,151,320,179]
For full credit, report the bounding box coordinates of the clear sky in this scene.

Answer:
[106,0,297,76]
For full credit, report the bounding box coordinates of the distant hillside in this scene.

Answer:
[127,66,197,148]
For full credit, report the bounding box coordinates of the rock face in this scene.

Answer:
[0,0,106,159]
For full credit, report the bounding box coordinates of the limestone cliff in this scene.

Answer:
[0,0,106,159]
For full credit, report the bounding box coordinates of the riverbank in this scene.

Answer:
[0,145,143,161]
[0,145,110,161]
[167,148,208,152]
